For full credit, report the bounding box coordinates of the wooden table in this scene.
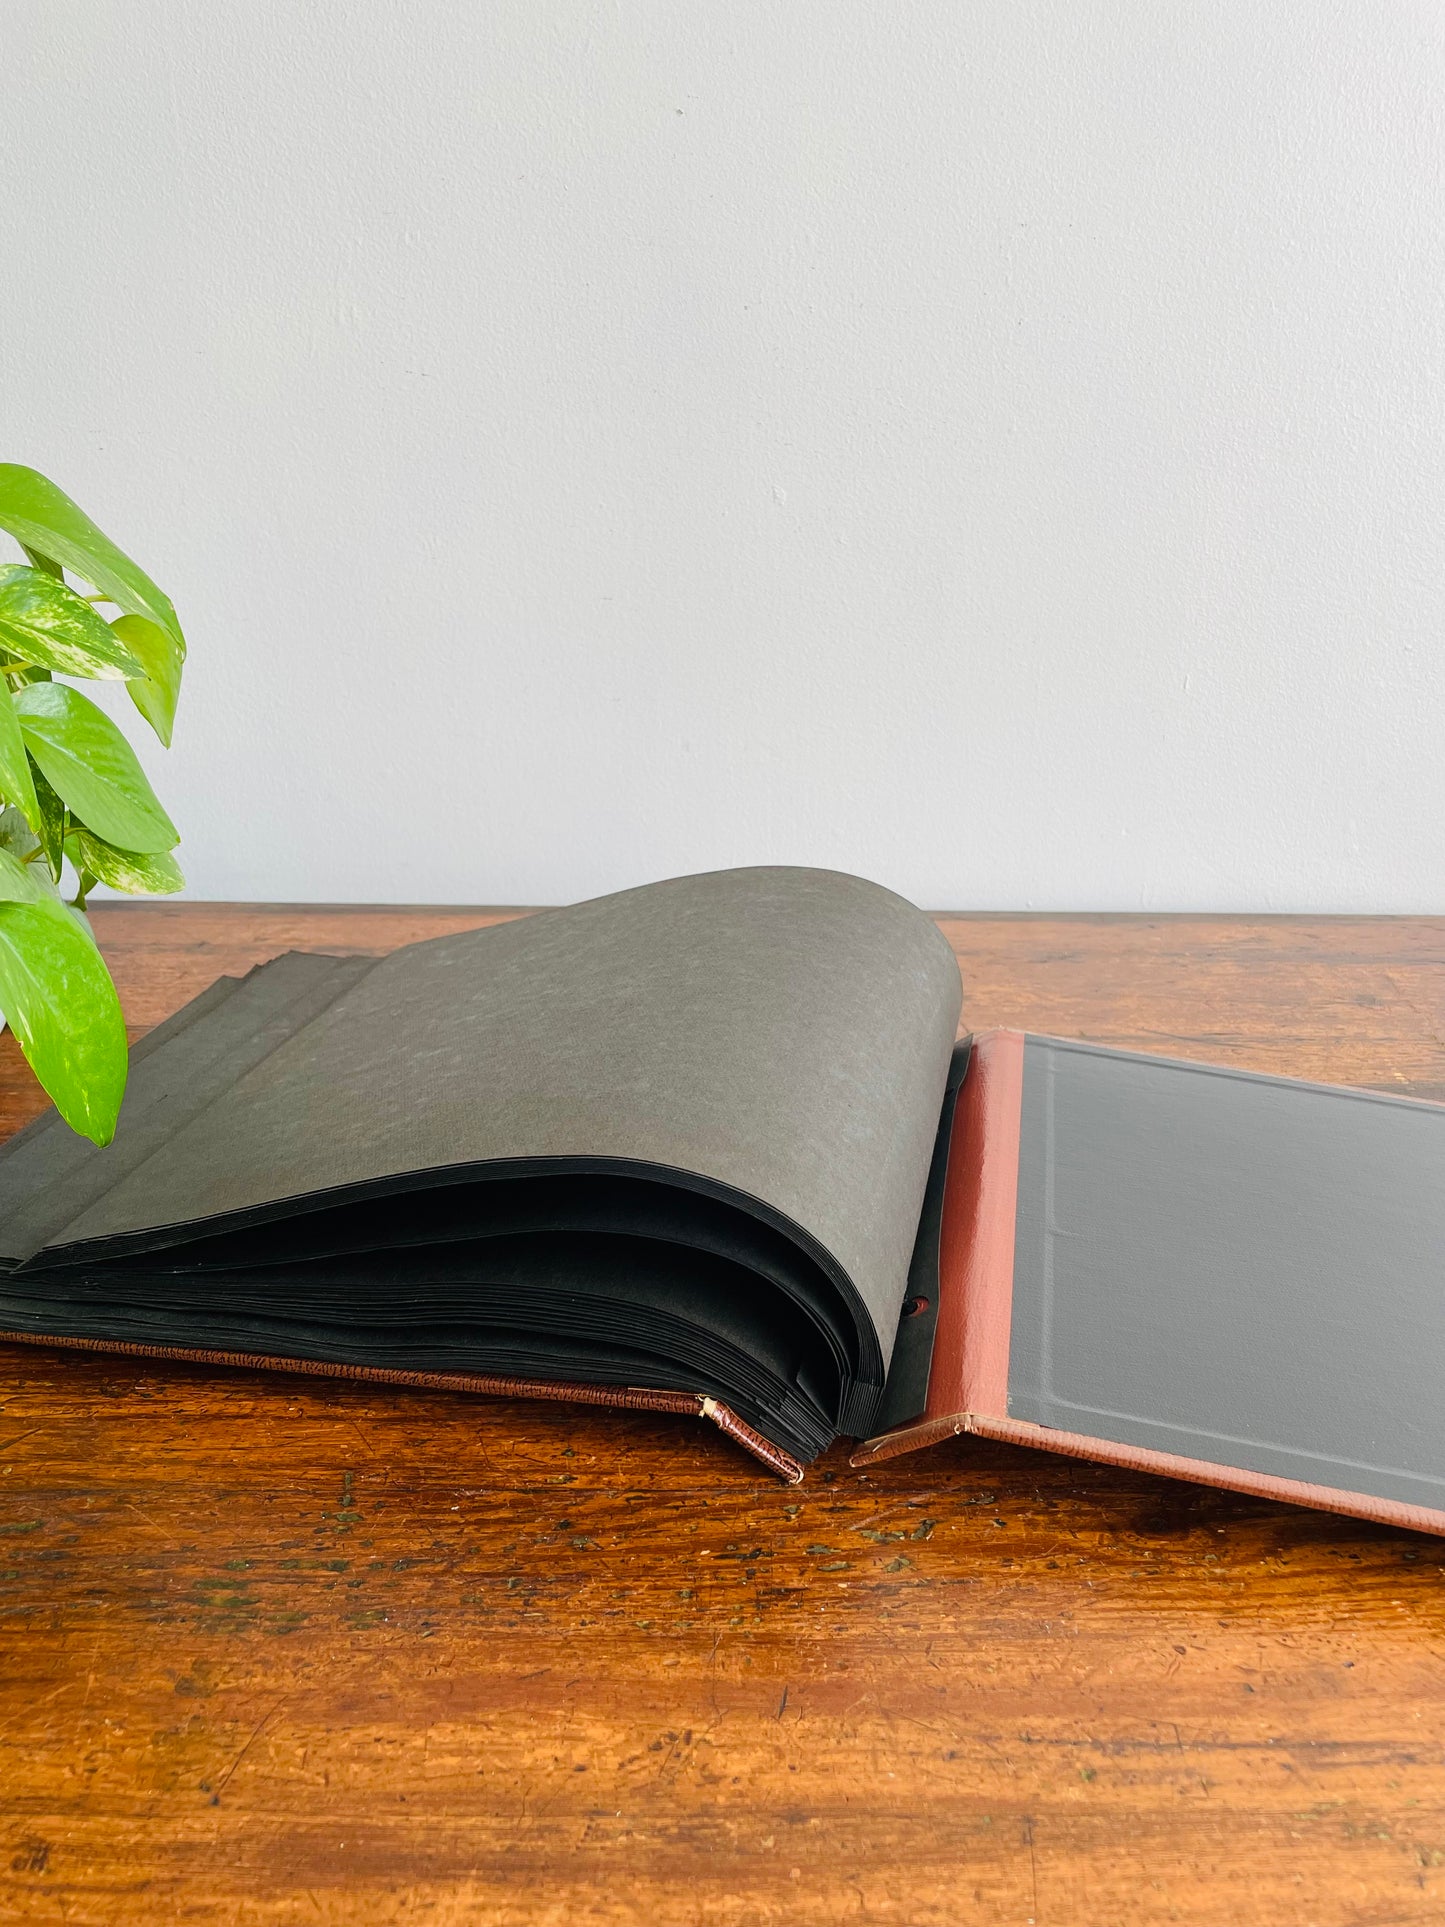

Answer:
[3,906,1445,1926]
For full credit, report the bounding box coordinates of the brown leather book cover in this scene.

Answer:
[0,1326,807,1482]
[853,1030,1445,1539]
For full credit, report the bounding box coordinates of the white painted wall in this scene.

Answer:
[4,4,1442,909]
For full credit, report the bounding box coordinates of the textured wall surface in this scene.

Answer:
[4,4,1441,908]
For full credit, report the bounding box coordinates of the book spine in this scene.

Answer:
[0,1328,806,1484]
[852,1027,1025,1464]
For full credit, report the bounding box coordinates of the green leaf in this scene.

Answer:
[0,466,183,654]
[14,682,178,854]
[0,805,39,865]
[111,614,182,746]
[30,758,65,880]
[20,545,62,579]
[0,682,39,832]
[0,565,146,680]
[30,759,65,882]
[67,827,184,896]
[0,847,45,904]
[0,894,128,1143]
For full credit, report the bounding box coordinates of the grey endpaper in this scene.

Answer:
[1009,1037,1445,1511]
[0,953,379,1263]
[38,868,963,1365]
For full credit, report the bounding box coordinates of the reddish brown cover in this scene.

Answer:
[850,1030,1445,1540]
[0,1328,805,1483]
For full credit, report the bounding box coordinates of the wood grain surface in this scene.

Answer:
[3,904,1445,1926]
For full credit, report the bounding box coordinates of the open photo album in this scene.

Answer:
[1,866,1442,1534]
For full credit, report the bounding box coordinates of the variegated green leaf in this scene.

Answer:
[0,682,39,831]
[14,682,177,855]
[0,893,128,1143]
[0,564,146,679]
[30,759,65,881]
[112,614,182,746]
[0,466,183,652]
[67,827,184,896]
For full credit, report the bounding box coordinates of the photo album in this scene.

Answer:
[1,865,1441,1534]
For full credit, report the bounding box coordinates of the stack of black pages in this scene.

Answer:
[0,867,1441,1534]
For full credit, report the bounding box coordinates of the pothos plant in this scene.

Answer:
[0,465,185,1148]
